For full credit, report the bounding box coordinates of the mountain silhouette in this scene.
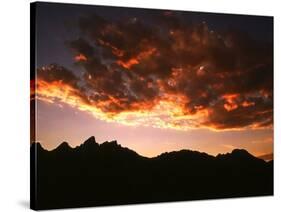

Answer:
[53,141,71,152]
[30,136,273,210]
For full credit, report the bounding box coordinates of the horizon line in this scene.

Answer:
[30,137,274,161]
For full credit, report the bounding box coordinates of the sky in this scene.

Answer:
[31,2,273,158]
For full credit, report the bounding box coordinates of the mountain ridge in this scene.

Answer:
[31,136,273,210]
[31,136,272,162]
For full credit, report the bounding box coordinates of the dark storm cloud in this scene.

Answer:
[37,64,79,86]
[68,38,94,57]
[203,95,273,129]
[37,11,273,130]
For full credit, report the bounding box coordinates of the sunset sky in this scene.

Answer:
[32,2,273,158]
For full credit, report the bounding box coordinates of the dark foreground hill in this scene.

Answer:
[31,136,273,210]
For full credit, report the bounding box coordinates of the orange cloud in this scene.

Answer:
[116,48,156,69]
[223,103,238,112]
[116,58,139,69]
[97,39,124,57]
[36,12,272,132]
[35,76,210,131]
[242,101,255,107]
[35,74,272,132]
[74,53,87,62]
[36,79,109,119]
[222,94,239,111]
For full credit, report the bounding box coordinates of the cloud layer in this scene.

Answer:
[35,11,273,131]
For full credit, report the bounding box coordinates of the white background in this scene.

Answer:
[0,0,280,211]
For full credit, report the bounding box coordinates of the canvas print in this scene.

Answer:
[30,2,274,210]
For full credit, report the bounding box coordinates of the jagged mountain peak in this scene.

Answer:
[215,149,266,165]
[54,141,71,151]
[229,149,260,160]
[31,137,273,209]
[101,140,119,147]
[84,136,97,144]
[78,136,99,149]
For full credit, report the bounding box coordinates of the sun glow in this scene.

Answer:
[35,79,212,131]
